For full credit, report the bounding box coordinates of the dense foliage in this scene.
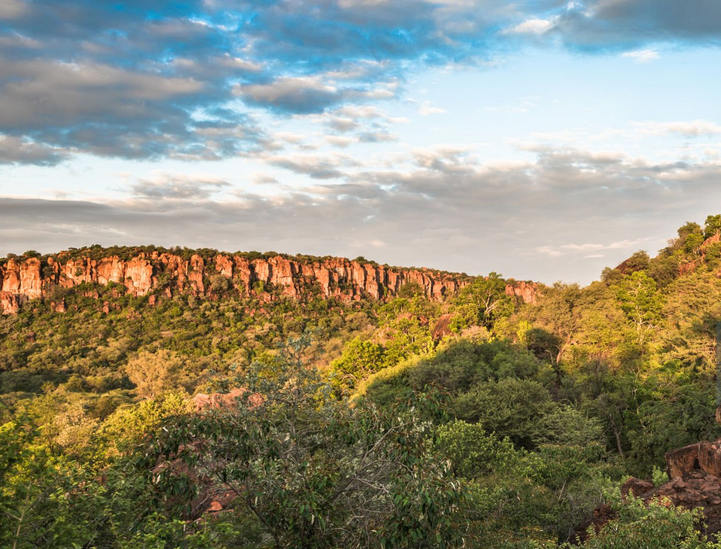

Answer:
[4,216,721,547]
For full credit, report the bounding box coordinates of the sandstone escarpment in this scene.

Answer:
[0,249,495,314]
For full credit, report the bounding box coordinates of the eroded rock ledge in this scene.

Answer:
[0,250,537,314]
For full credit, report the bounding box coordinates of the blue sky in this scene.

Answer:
[0,0,720,284]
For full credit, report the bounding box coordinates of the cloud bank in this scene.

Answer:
[1,0,720,163]
[3,145,720,283]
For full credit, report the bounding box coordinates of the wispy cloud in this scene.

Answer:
[635,120,721,137]
[129,173,231,200]
[4,146,720,283]
[622,49,659,63]
[418,102,447,116]
[538,238,652,257]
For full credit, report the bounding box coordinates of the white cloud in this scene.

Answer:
[508,18,553,34]
[622,49,659,63]
[538,238,652,256]
[635,120,721,138]
[325,135,355,148]
[262,151,359,179]
[251,174,280,186]
[418,102,447,116]
[129,173,230,200]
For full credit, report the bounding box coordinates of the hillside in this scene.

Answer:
[4,217,721,548]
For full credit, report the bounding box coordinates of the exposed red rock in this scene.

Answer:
[702,232,721,250]
[0,249,543,315]
[1,259,22,294]
[432,314,454,340]
[505,280,539,304]
[581,438,721,541]
[678,232,721,276]
[574,504,615,544]
[192,388,247,412]
[620,478,654,499]
[0,291,22,314]
[699,441,721,478]
[20,258,43,299]
[0,250,486,314]
[679,258,704,276]
[666,443,701,479]
[619,470,721,537]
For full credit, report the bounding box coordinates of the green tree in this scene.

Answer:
[684,232,705,254]
[435,420,519,478]
[124,349,190,400]
[659,271,721,373]
[398,282,425,298]
[704,214,721,239]
[0,418,99,549]
[453,273,514,331]
[144,337,464,549]
[377,296,438,367]
[330,338,385,390]
[621,251,651,274]
[612,271,663,348]
[677,221,703,247]
[453,378,554,449]
[522,283,587,382]
[581,498,713,549]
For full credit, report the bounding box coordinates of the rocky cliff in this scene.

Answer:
[505,280,537,304]
[0,249,492,314]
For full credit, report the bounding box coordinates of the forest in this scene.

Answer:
[3,215,721,548]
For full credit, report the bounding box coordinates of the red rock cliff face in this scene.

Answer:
[0,251,478,314]
[505,280,538,304]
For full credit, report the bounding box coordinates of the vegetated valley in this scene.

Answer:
[4,216,721,548]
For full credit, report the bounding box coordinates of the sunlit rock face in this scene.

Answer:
[505,280,538,304]
[2,249,531,313]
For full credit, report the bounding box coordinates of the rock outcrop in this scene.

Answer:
[580,439,721,541]
[0,292,23,314]
[505,280,538,304]
[192,388,253,412]
[678,232,721,276]
[431,314,454,341]
[0,249,486,314]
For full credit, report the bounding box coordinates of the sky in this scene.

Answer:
[0,0,720,285]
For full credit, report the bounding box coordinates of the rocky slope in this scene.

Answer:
[0,249,537,314]
[578,439,721,541]
[679,233,721,276]
[624,440,721,537]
